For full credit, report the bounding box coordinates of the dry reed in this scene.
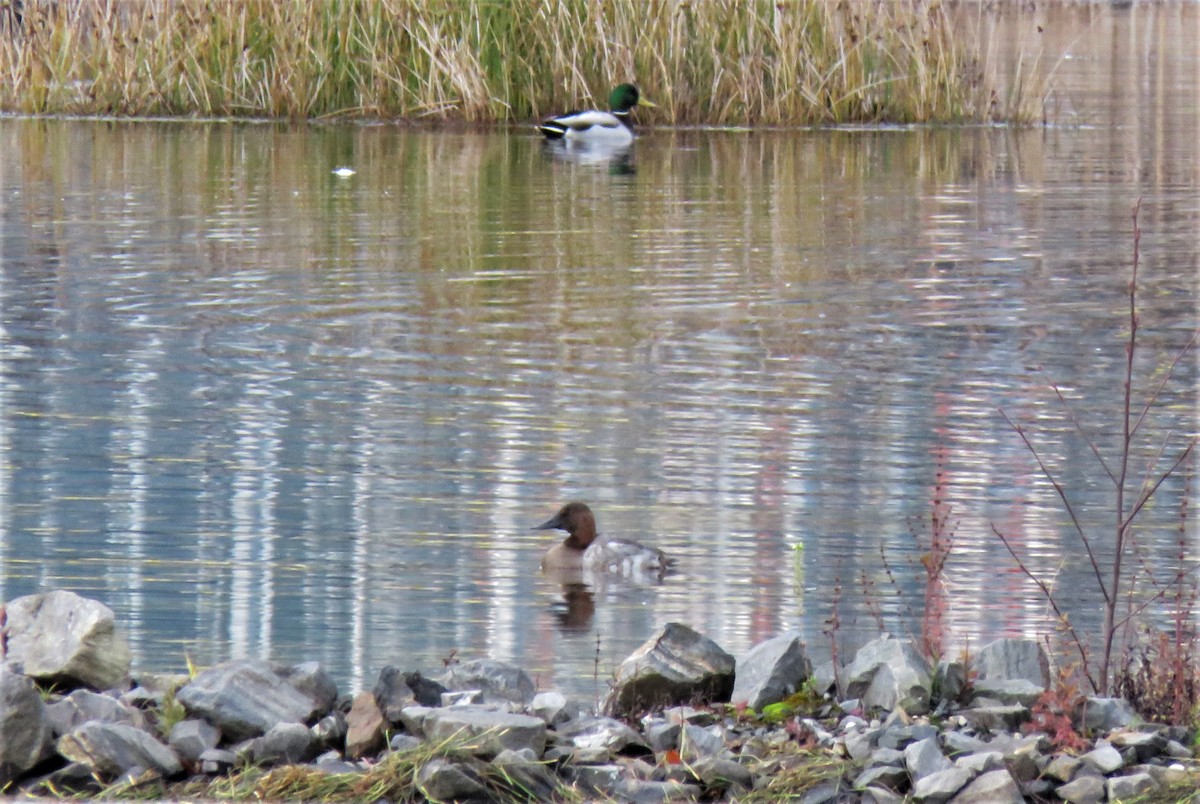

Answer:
[0,0,1045,124]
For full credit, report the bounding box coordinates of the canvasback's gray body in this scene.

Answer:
[535,501,673,579]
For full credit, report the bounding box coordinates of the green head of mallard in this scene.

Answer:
[609,84,657,115]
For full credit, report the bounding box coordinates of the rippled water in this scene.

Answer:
[1,4,1196,697]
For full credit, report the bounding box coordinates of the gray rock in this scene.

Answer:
[278,662,338,714]
[422,705,546,758]
[312,711,346,747]
[853,764,908,791]
[1109,729,1166,762]
[1105,771,1158,800]
[388,734,422,753]
[440,658,535,705]
[397,704,433,735]
[958,704,1029,732]
[691,755,753,792]
[1080,741,1124,774]
[950,769,1022,803]
[869,746,906,767]
[940,730,987,756]
[933,661,969,706]
[1005,742,1043,782]
[4,591,131,690]
[603,623,735,717]
[493,748,559,800]
[844,728,877,761]
[810,661,840,697]
[0,668,53,786]
[803,778,852,803]
[175,658,330,741]
[198,747,237,774]
[953,750,1004,774]
[568,763,624,794]
[615,778,702,802]
[975,638,1050,688]
[1041,753,1081,782]
[843,635,932,714]
[57,721,182,779]
[731,632,812,710]
[1165,739,1193,759]
[912,766,973,802]
[417,757,487,801]
[250,721,318,765]
[862,787,906,804]
[1083,696,1136,731]
[167,718,220,764]
[312,752,361,774]
[344,690,385,759]
[556,714,650,761]
[1056,773,1105,803]
[45,688,143,736]
[679,723,727,761]
[530,690,574,725]
[371,665,416,722]
[969,679,1043,707]
[904,736,954,781]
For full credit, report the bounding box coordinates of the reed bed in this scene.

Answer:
[0,0,1044,124]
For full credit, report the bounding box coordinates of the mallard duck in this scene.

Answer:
[537,84,657,146]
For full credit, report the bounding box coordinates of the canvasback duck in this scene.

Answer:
[534,501,674,578]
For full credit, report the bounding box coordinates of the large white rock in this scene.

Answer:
[5,590,131,690]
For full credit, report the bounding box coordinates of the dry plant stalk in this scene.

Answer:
[0,0,1047,124]
[992,199,1199,695]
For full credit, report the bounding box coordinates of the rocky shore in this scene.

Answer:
[1,590,1196,802]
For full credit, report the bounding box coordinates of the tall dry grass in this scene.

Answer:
[0,0,1045,124]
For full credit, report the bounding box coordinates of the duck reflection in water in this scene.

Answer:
[535,501,675,629]
[540,139,637,175]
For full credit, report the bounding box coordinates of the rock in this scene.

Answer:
[390,733,423,753]
[555,715,651,761]
[344,691,385,759]
[57,721,182,779]
[1083,696,1136,732]
[691,755,754,793]
[440,658,535,705]
[1109,729,1166,762]
[853,764,908,791]
[398,704,433,736]
[1056,773,1105,803]
[644,719,682,752]
[1080,741,1124,774]
[417,757,488,801]
[249,722,318,765]
[953,751,1004,774]
[175,659,331,741]
[1041,753,1080,782]
[566,763,623,795]
[603,623,736,717]
[277,662,338,714]
[312,711,346,747]
[804,778,852,803]
[957,704,1029,732]
[904,736,953,781]
[843,636,932,714]
[198,747,237,774]
[731,632,812,710]
[911,766,973,802]
[933,661,969,707]
[950,769,1022,803]
[0,668,53,786]
[45,688,144,736]
[616,778,703,802]
[167,719,220,765]
[4,591,131,690]
[531,690,576,725]
[1165,739,1193,759]
[422,705,546,758]
[862,787,906,804]
[371,665,416,722]
[493,748,560,800]
[968,679,1043,707]
[974,638,1050,689]
[678,723,726,761]
[1105,771,1158,800]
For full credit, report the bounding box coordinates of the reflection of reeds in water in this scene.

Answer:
[0,0,1045,123]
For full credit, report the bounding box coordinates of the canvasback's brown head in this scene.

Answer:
[533,501,598,549]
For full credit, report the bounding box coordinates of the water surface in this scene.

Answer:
[1,4,1196,697]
